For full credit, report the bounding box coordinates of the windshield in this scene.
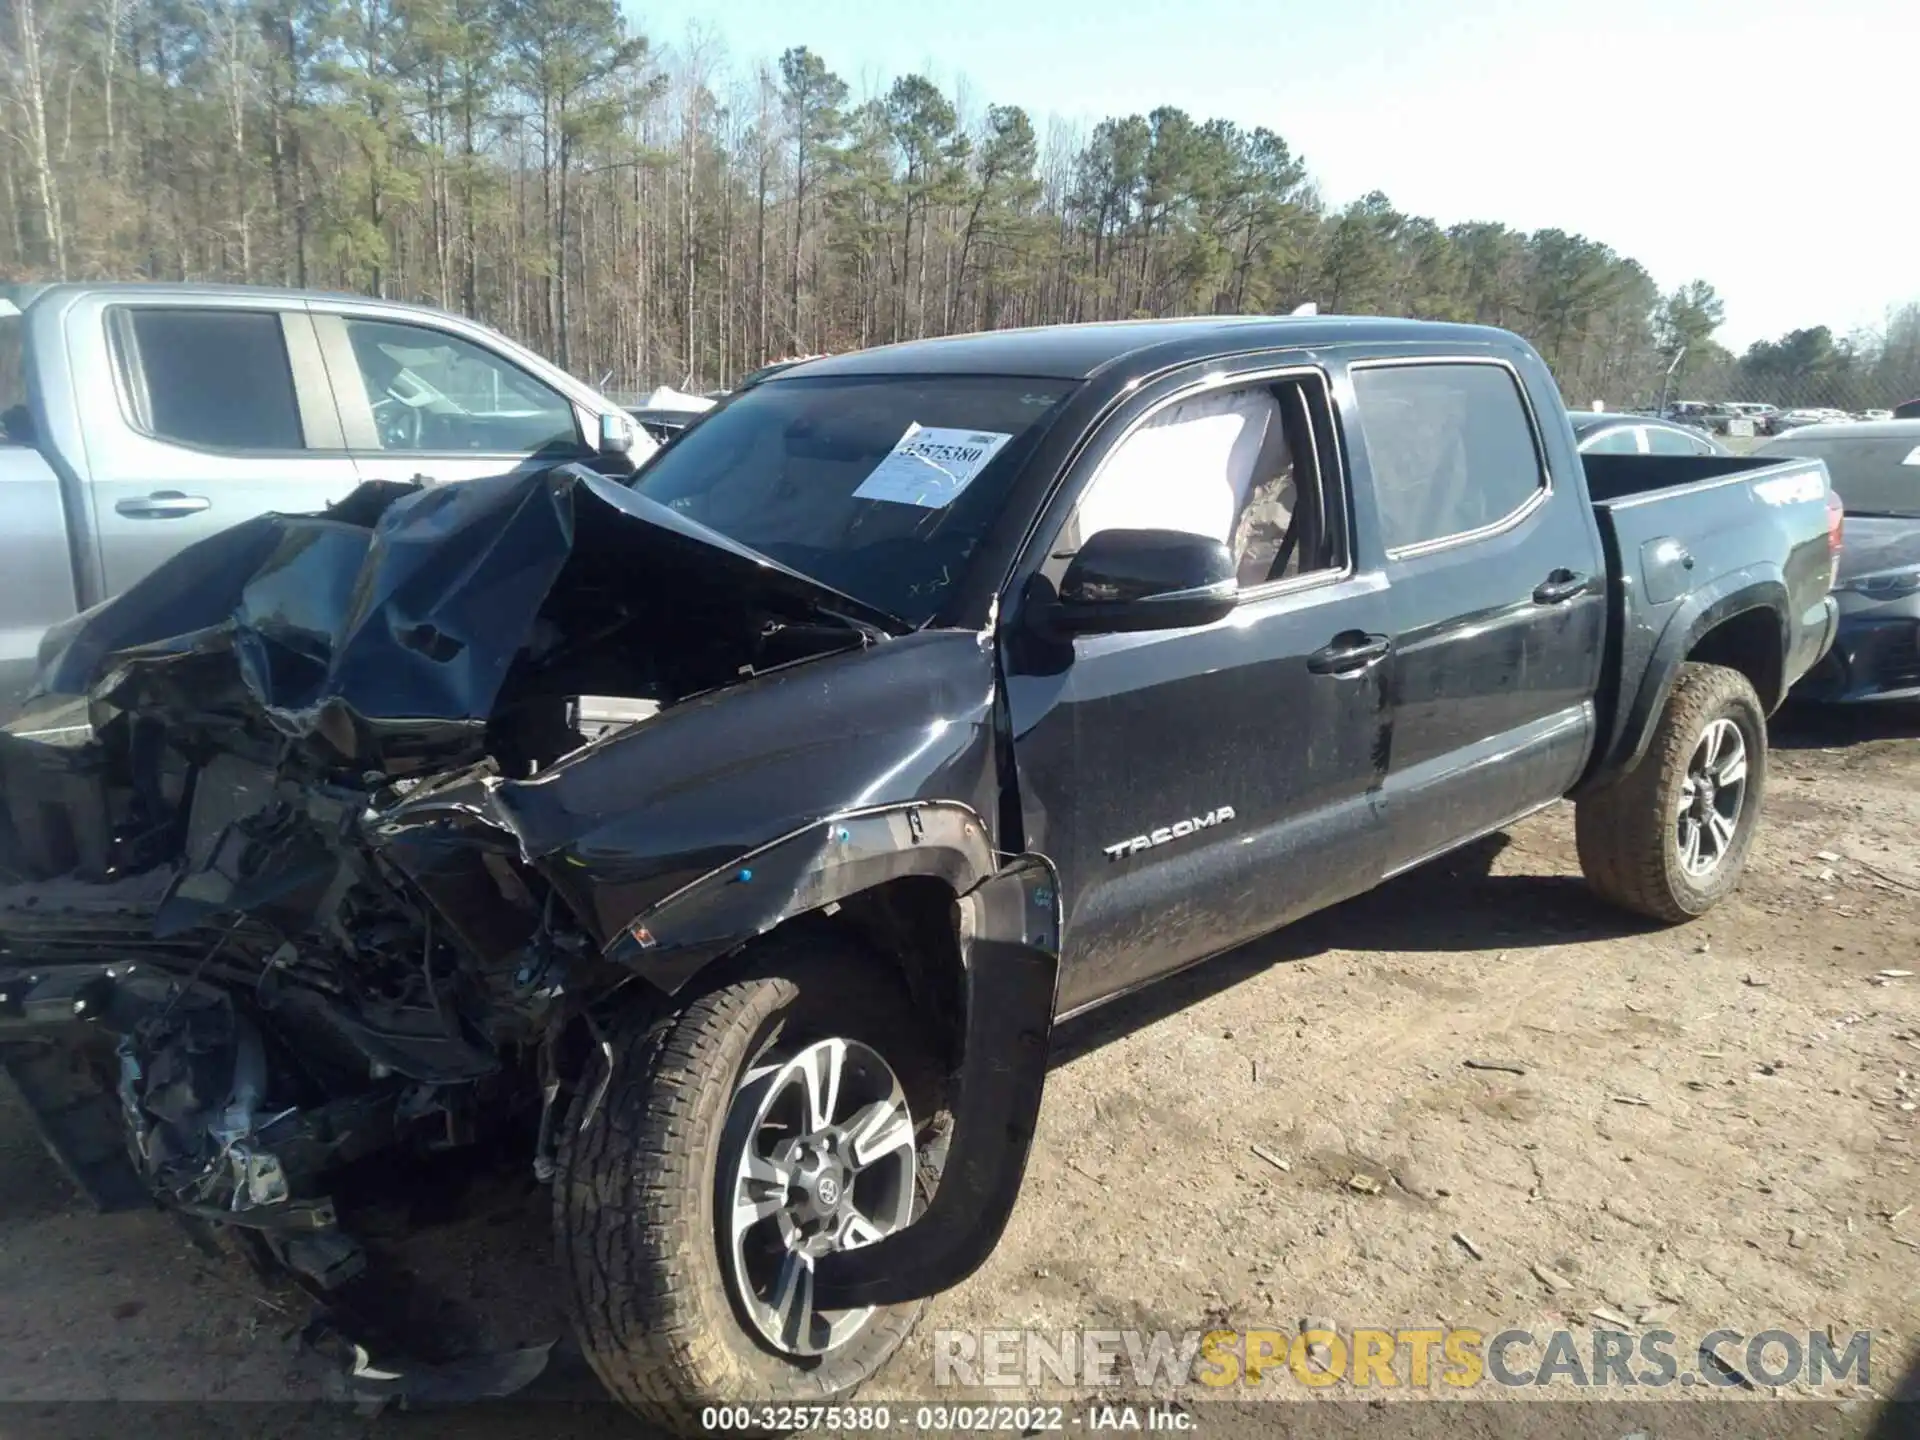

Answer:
[633,373,1077,625]
[1759,434,1920,517]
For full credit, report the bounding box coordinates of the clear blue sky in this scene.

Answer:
[627,0,1915,351]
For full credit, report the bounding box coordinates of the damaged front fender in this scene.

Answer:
[600,801,1001,992]
[364,627,1008,991]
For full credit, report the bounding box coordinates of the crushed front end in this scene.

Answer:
[0,730,578,1288]
[0,463,898,1295]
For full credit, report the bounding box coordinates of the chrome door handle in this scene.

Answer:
[1307,632,1392,675]
[115,491,211,519]
[1532,570,1590,605]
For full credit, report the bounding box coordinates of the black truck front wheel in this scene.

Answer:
[555,934,942,1434]
[1576,661,1768,922]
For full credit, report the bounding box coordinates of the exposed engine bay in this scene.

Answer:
[0,464,902,1327]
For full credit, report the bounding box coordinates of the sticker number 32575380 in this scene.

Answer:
[852,424,1015,509]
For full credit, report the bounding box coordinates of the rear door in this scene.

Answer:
[1343,355,1607,874]
[78,297,359,596]
[1004,363,1395,1015]
[0,308,76,715]
[308,309,593,485]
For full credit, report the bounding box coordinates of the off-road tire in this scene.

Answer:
[1576,661,1768,922]
[554,931,943,1434]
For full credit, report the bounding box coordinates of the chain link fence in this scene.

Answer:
[1560,371,1920,452]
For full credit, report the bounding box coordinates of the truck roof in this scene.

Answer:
[1760,418,1920,443]
[784,315,1522,382]
[0,280,470,325]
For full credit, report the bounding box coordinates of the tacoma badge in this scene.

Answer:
[1102,806,1237,861]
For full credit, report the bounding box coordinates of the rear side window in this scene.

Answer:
[1354,362,1545,552]
[115,308,304,451]
[1647,425,1705,456]
[1581,426,1641,455]
[1760,434,1920,517]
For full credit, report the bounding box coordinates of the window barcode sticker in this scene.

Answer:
[852,424,1014,508]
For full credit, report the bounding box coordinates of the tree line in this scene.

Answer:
[2,0,1915,409]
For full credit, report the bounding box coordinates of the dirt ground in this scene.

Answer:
[1,705,1917,1438]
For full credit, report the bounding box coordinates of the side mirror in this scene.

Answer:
[598,411,636,457]
[1048,528,1238,635]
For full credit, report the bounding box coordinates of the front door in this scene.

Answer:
[1003,366,1395,1016]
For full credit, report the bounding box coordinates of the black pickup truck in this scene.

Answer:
[0,317,1838,1425]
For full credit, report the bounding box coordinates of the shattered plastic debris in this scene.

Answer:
[337,1340,555,1412]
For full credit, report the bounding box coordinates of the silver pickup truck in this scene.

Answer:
[0,283,652,719]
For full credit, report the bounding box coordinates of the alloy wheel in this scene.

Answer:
[720,1037,917,1357]
[1675,716,1748,877]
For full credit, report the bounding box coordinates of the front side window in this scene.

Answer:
[1352,362,1545,553]
[342,318,579,455]
[633,373,1077,625]
[1060,377,1342,590]
[117,308,303,451]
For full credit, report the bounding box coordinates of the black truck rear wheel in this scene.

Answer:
[554,933,942,1434]
[1576,661,1768,922]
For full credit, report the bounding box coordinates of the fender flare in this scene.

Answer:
[601,800,1014,992]
[815,853,1061,1308]
[1602,568,1789,783]
[601,801,1067,1307]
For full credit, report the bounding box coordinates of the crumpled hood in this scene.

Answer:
[24,464,903,766]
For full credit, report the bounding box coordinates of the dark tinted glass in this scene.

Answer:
[634,374,1077,624]
[1761,434,1920,517]
[1354,363,1544,551]
[127,308,303,450]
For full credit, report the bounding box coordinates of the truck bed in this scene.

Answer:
[1580,451,1805,505]
[1581,451,1837,780]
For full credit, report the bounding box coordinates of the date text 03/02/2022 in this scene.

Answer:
[696,1403,1190,1432]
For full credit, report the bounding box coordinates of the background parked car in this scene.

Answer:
[1572,411,1729,456]
[625,359,824,443]
[0,282,650,720]
[1715,401,1776,436]
[625,384,717,443]
[1758,419,1920,702]
[1772,407,1851,434]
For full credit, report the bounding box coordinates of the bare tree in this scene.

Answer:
[4,0,68,275]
